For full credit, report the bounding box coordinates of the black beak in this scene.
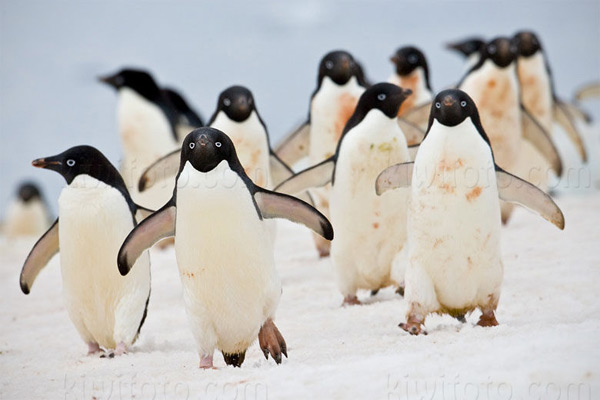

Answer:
[97,74,119,88]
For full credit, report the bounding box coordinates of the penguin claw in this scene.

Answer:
[399,321,427,336]
[258,318,287,364]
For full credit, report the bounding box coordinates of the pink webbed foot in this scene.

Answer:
[87,342,102,356]
[342,295,362,306]
[477,310,499,327]
[199,354,217,369]
[258,319,287,364]
[399,315,427,335]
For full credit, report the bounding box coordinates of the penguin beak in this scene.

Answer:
[235,97,249,115]
[390,55,400,65]
[32,158,61,170]
[97,74,119,88]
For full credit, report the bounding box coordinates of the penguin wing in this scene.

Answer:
[20,218,59,294]
[553,99,588,162]
[407,145,420,161]
[520,107,563,176]
[274,120,310,167]
[274,158,335,196]
[269,151,315,206]
[558,99,591,123]
[375,162,414,195]
[138,149,180,192]
[397,118,426,146]
[574,82,600,101]
[401,102,431,129]
[495,167,564,230]
[254,190,333,240]
[118,201,176,276]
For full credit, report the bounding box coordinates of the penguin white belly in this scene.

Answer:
[211,111,271,188]
[517,53,553,133]
[3,200,49,238]
[58,175,150,349]
[330,113,410,294]
[460,61,521,173]
[118,88,178,209]
[175,161,280,355]
[407,120,503,313]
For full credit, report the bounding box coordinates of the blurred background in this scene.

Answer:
[1,0,599,216]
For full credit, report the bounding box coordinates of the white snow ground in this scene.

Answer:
[1,187,599,399]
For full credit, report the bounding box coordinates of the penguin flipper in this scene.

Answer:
[138,149,180,192]
[574,82,600,102]
[118,202,176,276]
[20,218,59,294]
[558,99,592,123]
[553,100,588,162]
[274,120,310,167]
[398,118,425,146]
[520,107,563,176]
[375,162,414,195]
[274,158,335,196]
[495,167,564,230]
[254,190,333,240]
[401,102,431,129]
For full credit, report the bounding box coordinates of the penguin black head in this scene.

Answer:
[181,127,238,173]
[17,182,42,203]
[357,83,412,119]
[430,89,481,127]
[318,50,357,86]
[482,37,517,68]
[32,145,123,186]
[98,68,161,99]
[446,37,485,57]
[215,86,256,122]
[512,31,543,57]
[391,46,429,76]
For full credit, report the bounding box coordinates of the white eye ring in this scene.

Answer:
[377,93,386,101]
[66,159,75,167]
[215,142,222,148]
[189,142,195,149]
[325,60,334,70]
[223,98,231,106]
[460,101,467,107]
[488,45,497,54]
[408,54,418,64]
[435,102,441,109]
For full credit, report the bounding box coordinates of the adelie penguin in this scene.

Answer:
[138,85,296,193]
[276,83,413,305]
[446,36,485,71]
[20,146,152,356]
[162,87,205,142]
[512,30,588,163]
[274,50,366,257]
[99,68,180,210]
[117,127,333,368]
[458,37,562,223]
[376,89,565,335]
[2,182,52,238]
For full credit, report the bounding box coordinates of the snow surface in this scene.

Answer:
[1,188,599,399]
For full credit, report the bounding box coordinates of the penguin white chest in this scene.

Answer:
[58,175,150,348]
[3,199,49,238]
[174,161,280,353]
[517,53,553,133]
[330,111,410,291]
[309,77,364,162]
[210,112,271,187]
[407,120,503,311]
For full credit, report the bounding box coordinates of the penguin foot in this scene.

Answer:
[222,351,246,368]
[114,342,128,356]
[342,295,361,306]
[396,285,405,297]
[258,318,287,364]
[199,354,216,369]
[87,342,102,356]
[399,315,427,335]
[477,310,498,327]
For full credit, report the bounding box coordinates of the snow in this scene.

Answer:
[1,186,599,399]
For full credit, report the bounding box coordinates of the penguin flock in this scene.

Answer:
[11,29,598,368]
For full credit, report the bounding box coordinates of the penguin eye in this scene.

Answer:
[377,93,386,101]
[189,142,195,149]
[408,54,418,64]
[223,98,231,106]
[460,101,467,107]
[66,159,75,167]
[435,102,441,109]
[488,45,497,54]
[215,142,222,148]
[325,60,334,70]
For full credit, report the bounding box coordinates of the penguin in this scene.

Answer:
[98,68,179,210]
[446,37,485,71]
[137,85,295,192]
[275,83,412,305]
[512,30,588,162]
[575,82,600,102]
[375,89,565,335]
[20,146,151,356]
[162,87,205,142]
[274,50,367,257]
[458,37,562,223]
[117,127,333,368]
[388,46,433,118]
[2,182,52,238]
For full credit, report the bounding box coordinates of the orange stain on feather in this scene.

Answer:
[466,186,482,202]
[335,93,358,139]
